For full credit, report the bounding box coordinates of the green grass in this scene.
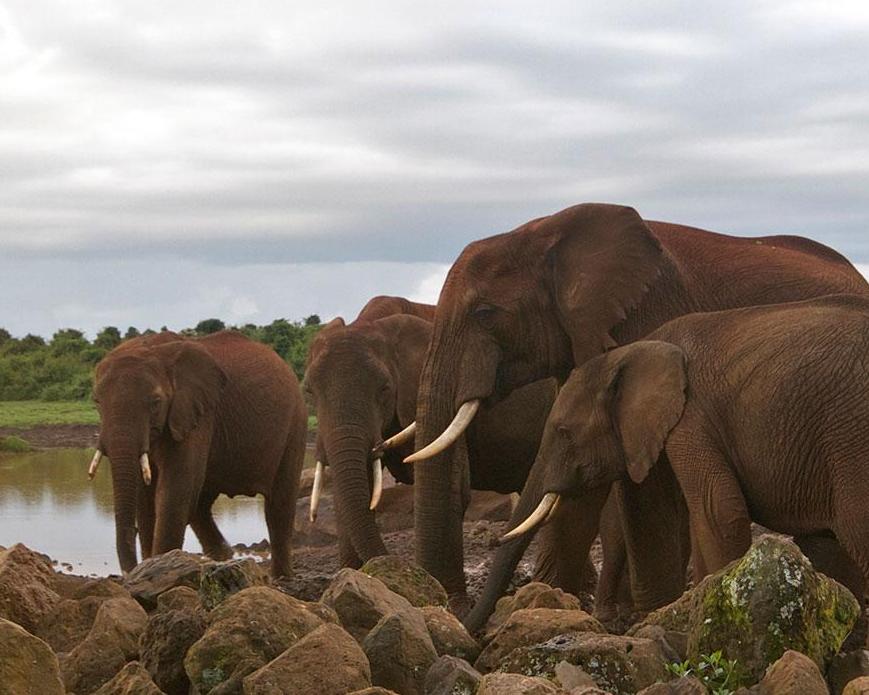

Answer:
[0,435,31,452]
[0,400,99,428]
[307,414,318,432]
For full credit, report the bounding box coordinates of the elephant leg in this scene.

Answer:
[190,490,232,561]
[532,486,609,595]
[690,531,709,583]
[137,487,156,560]
[595,493,627,622]
[795,532,864,601]
[264,440,305,578]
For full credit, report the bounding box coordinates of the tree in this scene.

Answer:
[124,326,141,340]
[50,329,88,356]
[0,328,10,345]
[304,314,321,327]
[195,318,225,335]
[95,326,122,350]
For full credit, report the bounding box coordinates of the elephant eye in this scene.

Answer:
[472,304,498,326]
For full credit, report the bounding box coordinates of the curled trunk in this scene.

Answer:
[325,424,387,562]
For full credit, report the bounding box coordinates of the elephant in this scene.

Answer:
[466,294,869,632]
[90,330,307,577]
[406,202,869,611]
[303,295,558,569]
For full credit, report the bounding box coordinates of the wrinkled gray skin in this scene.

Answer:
[466,295,869,633]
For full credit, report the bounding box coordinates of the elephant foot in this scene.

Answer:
[206,543,234,562]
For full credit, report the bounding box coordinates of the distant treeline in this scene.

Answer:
[0,316,322,401]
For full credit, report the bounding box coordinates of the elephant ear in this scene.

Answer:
[609,341,687,484]
[546,204,665,365]
[375,314,433,426]
[161,343,228,441]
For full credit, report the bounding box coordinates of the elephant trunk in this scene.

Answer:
[107,441,145,574]
[463,457,549,634]
[325,423,388,562]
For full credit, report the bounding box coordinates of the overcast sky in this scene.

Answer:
[1,0,868,337]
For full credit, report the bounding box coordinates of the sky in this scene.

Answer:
[1,1,868,338]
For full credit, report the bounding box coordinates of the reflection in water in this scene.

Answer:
[0,448,314,575]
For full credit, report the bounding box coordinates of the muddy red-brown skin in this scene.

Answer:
[413,202,869,610]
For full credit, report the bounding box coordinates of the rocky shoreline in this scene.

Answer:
[0,535,866,694]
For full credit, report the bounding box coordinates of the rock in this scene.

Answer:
[184,586,324,693]
[0,617,65,695]
[423,655,482,695]
[830,650,869,695]
[755,649,828,694]
[92,661,164,694]
[140,601,207,695]
[362,607,438,695]
[348,689,401,695]
[360,556,448,608]
[321,568,414,641]
[242,623,371,694]
[632,625,686,662]
[124,549,214,609]
[483,583,585,642]
[156,585,202,612]
[465,491,515,522]
[420,606,480,662]
[477,672,563,694]
[844,677,869,694]
[475,608,605,673]
[554,660,598,689]
[633,536,860,684]
[199,558,265,610]
[61,595,149,695]
[37,595,106,654]
[637,677,707,694]
[498,632,668,695]
[294,491,339,547]
[0,543,61,632]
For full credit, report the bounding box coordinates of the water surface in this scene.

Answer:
[0,448,313,575]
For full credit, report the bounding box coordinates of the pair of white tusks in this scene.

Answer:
[308,457,383,524]
[403,399,480,463]
[501,492,561,542]
[87,450,151,486]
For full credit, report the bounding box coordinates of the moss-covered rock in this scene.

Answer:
[360,555,448,608]
[497,632,668,695]
[198,558,264,611]
[686,536,859,683]
[482,582,585,643]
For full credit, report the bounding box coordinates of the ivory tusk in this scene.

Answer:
[309,461,324,523]
[544,494,561,523]
[500,493,560,542]
[140,453,152,486]
[369,458,383,510]
[88,449,102,480]
[404,400,480,463]
[373,421,417,456]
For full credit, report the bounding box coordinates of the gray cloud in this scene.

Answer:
[0,0,867,334]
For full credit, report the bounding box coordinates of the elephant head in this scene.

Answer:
[410,203,669,592]
[464,340,687,632]
[92,334,226,572]
[304,313,432,564]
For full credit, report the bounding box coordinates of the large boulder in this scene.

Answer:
[420,606,480,662]
[0,543,61,632]
[362,607,438,695]
[482,583,586,642]
[198,558,265,611]
[476,672,563,694]
[844,677,869,695]
[498,632,668,695]
[140,600,207,695]
[0,617,65,695]
[242,623,372,694]
[636,677,707,694]
[92,661,164,695]
[475,608,605,673]
[60,595,149,695]
[124,550,214,610]
[360,556,448,608]
[321,568,414,641]
[755,649,829,695]
[423,655,482,695]
[184,586,324,693]
[633,536,860,684]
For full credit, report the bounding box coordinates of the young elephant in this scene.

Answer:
[91,330,307,577]
[466,294,869,632]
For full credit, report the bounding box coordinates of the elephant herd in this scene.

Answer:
[91,202,869,634]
